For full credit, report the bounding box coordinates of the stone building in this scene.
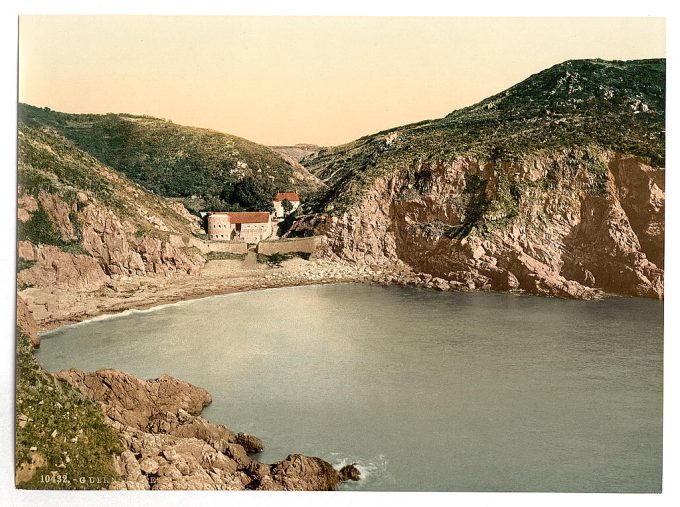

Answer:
[206,211,272,244]
[272,192,301,219]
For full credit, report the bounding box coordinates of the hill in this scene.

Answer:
[303,58,664,210]
[17,118,208,298]
[18,104,323,214]
[291,59,665,299]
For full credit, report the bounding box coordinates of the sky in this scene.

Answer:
[19,16,666,147]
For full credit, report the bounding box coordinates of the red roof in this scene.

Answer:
[211,212,270,224]
[274,192,300,202]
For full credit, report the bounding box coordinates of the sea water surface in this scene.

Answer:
[37,284,663,492]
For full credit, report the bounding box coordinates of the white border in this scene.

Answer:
[1,2,677,507]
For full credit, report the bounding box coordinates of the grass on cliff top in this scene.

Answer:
[15,330,122,490]
[304,58,665,213]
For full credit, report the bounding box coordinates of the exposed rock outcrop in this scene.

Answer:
[17,189,201,290]
[55,369,350,490]
[79,206,200,277]
[17,193,38,223]
[17,243,109,291]
[37,191,77,241]
[607,154,665,268]
[16,296,39,348]
[292,151,664,299]
[54,370,213,429]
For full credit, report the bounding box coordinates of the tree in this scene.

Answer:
[204,196,230,212]
[232,177,274,211]
[277,205,300,236]
[281,199,294,216]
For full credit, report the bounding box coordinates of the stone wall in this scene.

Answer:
[240,222,273,244]
[206,241,249,254]
[257,236,322,255]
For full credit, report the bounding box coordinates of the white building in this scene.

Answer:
[272,192,301,219]
[206,211,272,244]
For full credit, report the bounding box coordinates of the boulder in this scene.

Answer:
[57,369,352,491]
[338,463,361,481]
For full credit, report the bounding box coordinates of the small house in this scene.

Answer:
[272,192,301,219]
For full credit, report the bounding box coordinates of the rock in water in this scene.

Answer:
[268,454,341,491]
[338,463,361,481]
[234,432,264,453]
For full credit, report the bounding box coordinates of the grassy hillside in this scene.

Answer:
[15,329,122,489]
[17,121,198,251]
[269,144,323,162]
[303,59,665,212]
[19,104,321,213]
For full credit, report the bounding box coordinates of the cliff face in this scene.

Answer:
[17,123,206,298]
[293,149,663,299]
[292,59,665,299]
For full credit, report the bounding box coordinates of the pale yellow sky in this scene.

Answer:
[19,16,665,146]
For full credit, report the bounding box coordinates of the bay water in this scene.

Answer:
[37,284,663,492]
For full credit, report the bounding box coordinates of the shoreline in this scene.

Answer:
[28,257,654,337]
[39,277,360,334]
[17,257,662,491]
[17,258,372,490]
[25,258,381,335]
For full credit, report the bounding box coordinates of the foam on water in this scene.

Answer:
[326,452,395,490]
[41,295,226,335]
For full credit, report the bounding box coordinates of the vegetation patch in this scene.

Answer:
[206,251,246,261]
[17,259,36,273]
[482,172,520,229]
[17,205,87,255]
[257,251,311,266]
[15,330,122,490]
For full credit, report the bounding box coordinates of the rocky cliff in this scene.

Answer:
[54,369,354,490]
[294,150,663,298]
[17,121,207,304]
[292,59,665,299]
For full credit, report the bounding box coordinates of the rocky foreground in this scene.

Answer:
[50,368,358,490]
[16,296,361,491]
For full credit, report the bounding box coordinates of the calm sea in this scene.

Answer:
[37,284,663,492]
